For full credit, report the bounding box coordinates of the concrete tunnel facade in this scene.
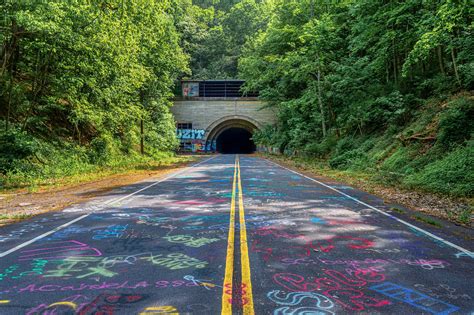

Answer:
[171,81,277,153]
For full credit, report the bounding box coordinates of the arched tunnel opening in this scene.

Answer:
[216,128,256,154]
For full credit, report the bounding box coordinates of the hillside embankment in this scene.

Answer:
[260,93,473,228]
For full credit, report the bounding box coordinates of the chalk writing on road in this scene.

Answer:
[414,284,472,300]
[45,226,90,241]
[42,252,208,279]
[273,270,390,311]
[143,253,208,270]
[0,222,44,243]
[1,279,207,294]
[0,259,48,281]
[267,290,335,314]
[19,240,102,260]
[92,224,128,240]
[315,257,450,270]
[140,305,179,314]
[163,234,220,247]
[370,282,460,315]
[26,294,87,315]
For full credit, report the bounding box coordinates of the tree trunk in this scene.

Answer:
[316,68,326,138]
[450,46,461,85]
[392,39,398,85]
[437,45,445,75]
[5,76,12,132]
[22,51,50,131]
[140,118,144,155]
[1,20,20,76]
[21,52,41,131]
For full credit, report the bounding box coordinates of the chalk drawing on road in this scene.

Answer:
[370,282,460,315]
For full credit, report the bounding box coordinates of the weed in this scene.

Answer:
[390,207,405,214]
[0,213,33,221]
[412,214,442,227]
[457,208,472,225]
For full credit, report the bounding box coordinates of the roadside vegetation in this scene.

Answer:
[238,1,473,210]
[1,152,193,192]
[0,1,190,190]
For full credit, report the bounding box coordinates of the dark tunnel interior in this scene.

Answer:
[216,128,256,154]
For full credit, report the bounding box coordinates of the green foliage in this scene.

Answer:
[241,0,472,147]
[0,144,180,190]
[181,0,273,78]
[88,133,121,165]
[381,146,414,174]
[0,129,39,174]
[329,149,367,170]
[303,135,337,158]
[437,97,474,149]
[0,0,190,187]
[457,208,472,225]
[404,145,474,197]
[240,0,473,197]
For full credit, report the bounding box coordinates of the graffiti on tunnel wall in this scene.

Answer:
[180,138,216,153]
[183,140,216,153]
[177,129,205,140]
[176,129,216,152]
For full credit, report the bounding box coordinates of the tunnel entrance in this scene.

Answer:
[216,128,256,154]
[206,116,260,154]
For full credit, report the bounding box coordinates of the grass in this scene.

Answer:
[0,213,34,222]
[458,208,472,225]
[411,214,442,228]
[264,154,375,191]
[390,207,405,214]
[0,153,198,194]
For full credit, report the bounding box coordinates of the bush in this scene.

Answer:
[88,133,121,165]
[304,135,337,157]
[380,146,414,174]
[437,97,474,150]
[333,136,358,155]
[0,129,39,174]
[329,148,368,170]
[404,144,474,197]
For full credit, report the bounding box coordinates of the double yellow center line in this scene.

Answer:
[221,156,254,315]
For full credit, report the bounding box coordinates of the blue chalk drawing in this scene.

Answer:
[311,217,327,224]
[370,282,460,315]
[247,178,271,182]
[209,179,229,183]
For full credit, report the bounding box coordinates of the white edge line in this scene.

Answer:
[0,215,89,258]
[0,155,218,258]
[264,158,474,258]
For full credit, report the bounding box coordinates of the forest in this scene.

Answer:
[0,1,472,206]
[238,0,473,203]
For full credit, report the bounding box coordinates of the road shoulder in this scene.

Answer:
[260,153,473,249]
[0,155,206,226]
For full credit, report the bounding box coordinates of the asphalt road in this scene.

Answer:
[0,155,473,314]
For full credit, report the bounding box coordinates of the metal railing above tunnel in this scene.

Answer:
[174,80,259,100]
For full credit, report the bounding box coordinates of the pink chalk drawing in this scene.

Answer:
[19,240,102,261]
[273,270,390,311]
